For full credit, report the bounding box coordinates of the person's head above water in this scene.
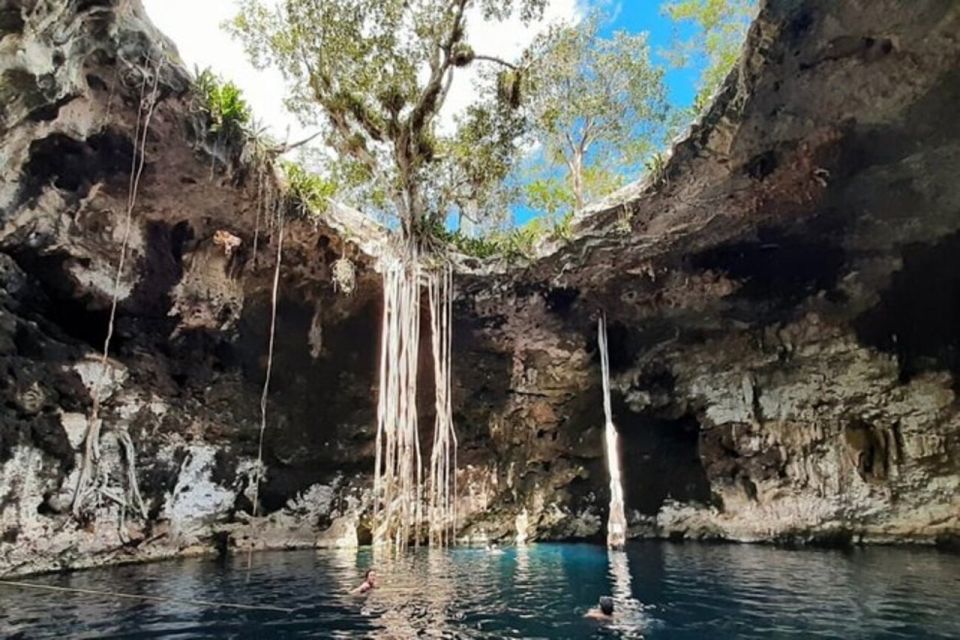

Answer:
[364,568,377,586]
[599,596,614,616]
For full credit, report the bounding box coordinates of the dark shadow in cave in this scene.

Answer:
[7,250,113,349]
[690,221,848,315]
[235,292,379,511]
[16,130,134,207]
[613,397,712,516]
[855,231,960,384]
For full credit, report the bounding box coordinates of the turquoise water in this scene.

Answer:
[1,542,959,638]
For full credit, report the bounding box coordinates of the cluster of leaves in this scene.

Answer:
[193,67,253,143]
[281,160,337,218]
[192,66,338,220]
[228,0,549,241]
[521,18,669,215]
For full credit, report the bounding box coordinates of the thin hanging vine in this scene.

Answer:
[250,200,285,522]
[427,264,457,547]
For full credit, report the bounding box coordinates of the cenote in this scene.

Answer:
[3,1,960,638]
[2,543,960,639]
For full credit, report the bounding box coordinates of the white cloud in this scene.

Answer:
[142,0,583,146]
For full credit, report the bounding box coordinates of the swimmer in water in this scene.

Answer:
[485,541,504,554]
[352,569,377,595]
[584,596,615,621]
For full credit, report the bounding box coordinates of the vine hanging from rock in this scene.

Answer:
[71,55,163,523]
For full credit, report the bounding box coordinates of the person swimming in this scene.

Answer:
[584,596,615,621]
[352,568,377,595]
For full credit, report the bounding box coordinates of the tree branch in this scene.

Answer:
[409,0,469,135]
[472,54,519,70]
[271,131,322,156]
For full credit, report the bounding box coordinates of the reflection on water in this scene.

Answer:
[607,550,650,638]
[1,542,958,639]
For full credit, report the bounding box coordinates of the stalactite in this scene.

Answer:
[72,56,163,518]
[599,313,627,549]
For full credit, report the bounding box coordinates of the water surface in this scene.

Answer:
[1,542,958,638]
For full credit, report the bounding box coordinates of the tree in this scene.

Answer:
[664,0,758,113]
[521,17,669,216]
[228,0,545,245]
[230,1,555,550]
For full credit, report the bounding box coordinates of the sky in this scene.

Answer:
[141,0,707,224]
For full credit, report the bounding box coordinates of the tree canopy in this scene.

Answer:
[229,0,548,244]
[521,16,669,217]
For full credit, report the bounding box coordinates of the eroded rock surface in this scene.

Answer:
[1,0,959,574]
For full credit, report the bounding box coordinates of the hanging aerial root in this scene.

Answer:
[72,55,163,519]
[372,252,459,551]
[372,250,425,551]
[428,265,457,547]
[599,313,626,550]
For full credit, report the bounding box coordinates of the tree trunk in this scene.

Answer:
[572,151,585,213]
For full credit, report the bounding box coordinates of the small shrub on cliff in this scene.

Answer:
[281,161,336,218]
[193,67,252,143]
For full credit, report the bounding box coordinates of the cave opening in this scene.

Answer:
[855,231,960,384]
[613,398,712,515]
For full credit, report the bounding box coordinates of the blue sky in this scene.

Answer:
[599,1,704,108]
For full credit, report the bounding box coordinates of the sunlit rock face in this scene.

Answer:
[1,0,959,575]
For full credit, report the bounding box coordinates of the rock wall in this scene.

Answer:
[1,0,959,575]
[0,0,381,574]
[454,0,960,545]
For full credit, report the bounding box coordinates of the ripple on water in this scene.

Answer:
[0,542,959,639]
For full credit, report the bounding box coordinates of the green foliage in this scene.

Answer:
[228,0,549,240]
[550,211,575,242]
[436,212,574,262]
[663,0,758,113]
[193,67,252,141]
[521,15,669,215]
[282,161,337,217]
[525,177,574,218]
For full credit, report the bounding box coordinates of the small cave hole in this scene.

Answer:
[86,74,108,92]
[745,150,778,180]
[615,403,712,515]
[544,286,579,314]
